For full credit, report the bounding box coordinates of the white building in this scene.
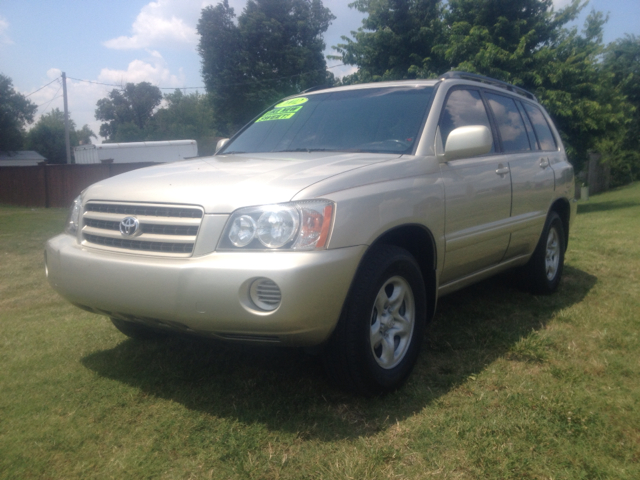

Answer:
[74,140,198,164]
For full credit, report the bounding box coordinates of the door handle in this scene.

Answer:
[495,164,510,176]
[540,157,550,168]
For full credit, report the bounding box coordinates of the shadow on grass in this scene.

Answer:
[81,265,596,441]
[578,200,640,214]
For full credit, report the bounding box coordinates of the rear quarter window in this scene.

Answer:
[523,103,558,151]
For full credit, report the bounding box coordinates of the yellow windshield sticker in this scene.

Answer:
[256,105,304,122]
[274,97,308,108]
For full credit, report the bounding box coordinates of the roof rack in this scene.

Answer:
[300,84,330,94]
[440,71,537,101]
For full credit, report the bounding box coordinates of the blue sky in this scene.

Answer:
[1,0,638,143]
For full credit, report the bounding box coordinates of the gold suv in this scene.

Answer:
[46,72,577,395]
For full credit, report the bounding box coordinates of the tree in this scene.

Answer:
[76,124,98,146]
[197,0,335,135]
[598,35,640,185]
[95,82,162,142]
[334,0,583,82]
[332,0,448,81]
[441,0,582,80]
[145,90,218,153]
[527,11,629,170]
[26,109,73,163]
[0,73,38,152]
[604,35,640,139]
[25,109,96,163]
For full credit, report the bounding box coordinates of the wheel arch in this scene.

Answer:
[367,224,438,323]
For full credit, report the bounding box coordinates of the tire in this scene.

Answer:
[521,212,565,294]
[323,245,427,395]
[110,318,167,340]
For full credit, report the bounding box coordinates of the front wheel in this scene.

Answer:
[521,212,566,294]
[323,246,427,395]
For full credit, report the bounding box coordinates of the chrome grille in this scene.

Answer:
[81,202,203,257]
[85,204,202,218]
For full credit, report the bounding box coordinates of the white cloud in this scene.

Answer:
[102,0,260,50]
[552,0,575,9]
[103,0,199,50]
[98,50,186,87]
[0,15,13,46]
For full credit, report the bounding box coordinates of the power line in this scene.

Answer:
[25,77,60,98]
[66,63,346,91]
[37,84,63,110]
[66,77,124,88]
[38,95,63,113]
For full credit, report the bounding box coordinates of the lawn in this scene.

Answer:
[1,183,639,479]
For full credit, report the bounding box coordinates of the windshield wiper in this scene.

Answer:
[275,148,330,153]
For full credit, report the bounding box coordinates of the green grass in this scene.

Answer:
[1,183,639,479]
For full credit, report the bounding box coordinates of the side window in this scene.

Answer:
[485,92,531,152]
[439,88,494,152]
[523,103,558,151]
[516,100,540,150]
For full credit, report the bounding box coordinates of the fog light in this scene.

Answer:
[249,278,281,311]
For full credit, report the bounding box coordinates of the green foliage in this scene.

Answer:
[197,0,336,135]
[441,0,579,79]
[332,0,448,81]
[24,109,96,164]
[75,124,97,146]
[26,109,73,164]
[94,86,219,154]
[95,82,163,142]
[145,90,216,144]
[598,35,640,186]
[0,73,38,152]
[525,11,628,171]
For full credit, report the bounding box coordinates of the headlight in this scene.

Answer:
[65,195,83,235]
[219,200,334,250]
[228,215,257,247]
[256,207,299,248]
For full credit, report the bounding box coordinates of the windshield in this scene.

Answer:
[221,86,434,155]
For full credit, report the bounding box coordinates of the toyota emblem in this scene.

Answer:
[119,216,141,237]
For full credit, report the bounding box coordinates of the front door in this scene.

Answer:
[438,88,511,285]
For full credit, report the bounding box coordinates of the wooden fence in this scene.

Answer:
[0,163,159,208]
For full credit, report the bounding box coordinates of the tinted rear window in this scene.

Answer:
[523,103,558,151]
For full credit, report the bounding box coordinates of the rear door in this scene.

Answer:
[484,92,556,259]
[438,87,512,285]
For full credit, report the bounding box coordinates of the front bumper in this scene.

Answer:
[45,234,365,346]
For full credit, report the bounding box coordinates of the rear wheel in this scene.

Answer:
[110,318,167,340]
[323,246,427,395]
[521,212,565,294]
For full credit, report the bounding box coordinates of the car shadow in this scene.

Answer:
[578,199,640,214]
[81,264,596,441]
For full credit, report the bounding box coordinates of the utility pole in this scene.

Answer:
[62,72,72,164]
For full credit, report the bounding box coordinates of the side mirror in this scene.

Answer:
[443,126,492,161]
[215,138,230,154]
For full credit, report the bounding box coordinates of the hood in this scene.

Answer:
[83,151,398,213]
